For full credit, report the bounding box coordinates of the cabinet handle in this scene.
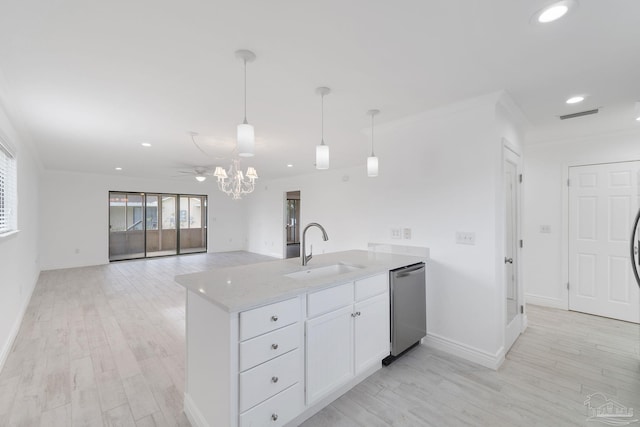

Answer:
[271,343,279,350]
[271,376,279,383]
[271,413,278,421]
[356,311,361,316]
[351,313,357,317]
[271,315,278,322]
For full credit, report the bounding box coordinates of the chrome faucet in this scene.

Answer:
[301,222,329,266]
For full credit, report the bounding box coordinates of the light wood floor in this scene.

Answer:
[1,252,639,426]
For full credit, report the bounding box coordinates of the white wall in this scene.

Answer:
[0,101,41,370]
[246,92,524,366]
[39,171,247,270]
[523,129,640,308]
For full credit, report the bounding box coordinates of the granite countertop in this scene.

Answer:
[175,250,428,312]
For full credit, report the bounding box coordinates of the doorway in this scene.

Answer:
[504,146,523,352]
[568,162,640,323]
[284,191,301,259]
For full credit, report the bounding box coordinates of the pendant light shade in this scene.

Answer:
[235,49,256,157]
[316,144,330,170]
[367,109,380,177]
[367,155,378,177]
[237,122,254,157]
[315,87,331,170]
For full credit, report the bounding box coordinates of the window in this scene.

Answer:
[0,139,17,235]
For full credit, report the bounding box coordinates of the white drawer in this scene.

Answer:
[239,383,303,427]
[239,322,300,372]
[239,348,302,412]
[307,282,353,318]
[355,273,388,301]
[240,297,300,341]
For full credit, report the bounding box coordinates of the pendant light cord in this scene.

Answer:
[243,59,248,124]
[321,94,325,145]
[370,114,375,156]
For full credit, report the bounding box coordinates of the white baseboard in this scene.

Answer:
[525,294,567,310]
[423,333,505,370]
[184,393,210,427]
[0,270,39,373]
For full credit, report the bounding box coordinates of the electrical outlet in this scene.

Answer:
[391,228,402,239]
[456,231,476,245]
[539,225,551,234]
[403,228,412,239]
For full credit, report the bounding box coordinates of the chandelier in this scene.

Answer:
[214,159,258,200]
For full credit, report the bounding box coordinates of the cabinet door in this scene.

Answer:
[305,305,354,405]
[354,292,390,374]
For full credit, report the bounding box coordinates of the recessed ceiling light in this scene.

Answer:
[287,164,293,168]
[115,167,122,171]
[566,96,585,104]
[141,142,151,147]
[535,0,575,24]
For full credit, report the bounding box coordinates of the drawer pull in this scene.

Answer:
[351,313,357,317]
[271,315,278,322]
[271,413,278,421]
[271,376,279,383]
[271,343,279,350]
[356,311,361,316]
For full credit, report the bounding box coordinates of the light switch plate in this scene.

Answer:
[391,228,402,239]
[403,228,412,239]
[540,225,551,234]
[456,231,475,245]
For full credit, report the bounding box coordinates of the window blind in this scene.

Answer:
[0,141,17,234]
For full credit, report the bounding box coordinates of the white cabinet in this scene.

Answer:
[305,305,354,404]
[305,274,389,405]
[184,271,393,427]
[354,293,390,374]
[239,297,300,341]
[239,383,303,427]
[238,298,304,425]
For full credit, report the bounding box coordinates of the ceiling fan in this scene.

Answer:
[174,167,214,182]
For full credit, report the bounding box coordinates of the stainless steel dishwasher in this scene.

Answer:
[383,262,426,365]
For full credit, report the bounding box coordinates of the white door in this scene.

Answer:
[305,305,354,405]
[569,162,640,323]
[504,147,522,351]
[354,293,389,374]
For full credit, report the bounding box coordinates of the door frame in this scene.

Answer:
[503,141,524,352]
[563,159,640,314]
[282,190,302,259]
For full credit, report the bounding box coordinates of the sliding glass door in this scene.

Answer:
[109,192,207,261]
[108,193,145,261]
[146,194,178,257]
[179,195,207,254]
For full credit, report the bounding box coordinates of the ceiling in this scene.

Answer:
[1,0,639,181]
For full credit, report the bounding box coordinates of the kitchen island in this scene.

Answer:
[175,249,427,427]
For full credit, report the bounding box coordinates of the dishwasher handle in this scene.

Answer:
[394,264,425,278]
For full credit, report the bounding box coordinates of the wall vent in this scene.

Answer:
[559,108,599,120]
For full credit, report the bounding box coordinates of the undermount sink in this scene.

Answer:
[285,263,364,280]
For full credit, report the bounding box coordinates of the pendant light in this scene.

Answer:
[235,49,256,157]
[315,87,331,169]
[367,109,379,177]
